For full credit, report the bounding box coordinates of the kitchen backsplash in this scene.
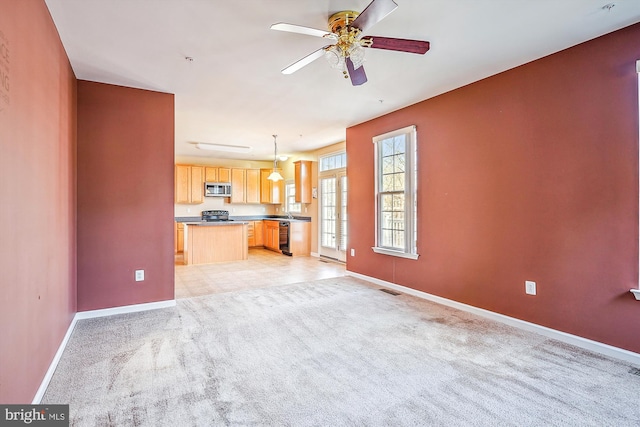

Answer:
[174,198,279,217]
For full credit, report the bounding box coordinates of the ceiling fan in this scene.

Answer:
[270,0,430,86]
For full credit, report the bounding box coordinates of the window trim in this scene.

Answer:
[284,180,301,214]
[372,125,419,260]
[319,151,347,173]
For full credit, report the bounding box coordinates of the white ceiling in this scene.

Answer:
[45,0,640,161]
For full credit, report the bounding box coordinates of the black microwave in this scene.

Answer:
[204,182,232,197]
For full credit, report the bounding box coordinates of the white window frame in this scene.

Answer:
[285,181,301,214]
[372,125,419,260]
[319,151,347,172]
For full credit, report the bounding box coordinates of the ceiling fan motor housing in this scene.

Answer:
[328,11,359,33]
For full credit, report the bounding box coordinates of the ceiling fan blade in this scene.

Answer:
[270,23,334,39]
[346,57,367,86]
[281,46,330,75]
[351,0,398,33]
[361,36,430,55]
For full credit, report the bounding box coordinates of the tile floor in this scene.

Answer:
[174,248,346,298]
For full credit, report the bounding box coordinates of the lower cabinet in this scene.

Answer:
[264,220,280,252]
[288,221,311,256]
[254,220,264,246]
[247,220,266,247]
[246,219,308,254]
[175,222,184,253]
[247,221,255,247]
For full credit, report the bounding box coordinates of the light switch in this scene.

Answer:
[135,270,144,282]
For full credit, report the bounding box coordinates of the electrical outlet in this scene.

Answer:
[351,248,355,257]
[525,280,536,295]
[135,270,144,282]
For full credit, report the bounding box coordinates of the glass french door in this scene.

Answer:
[319,173,347,261]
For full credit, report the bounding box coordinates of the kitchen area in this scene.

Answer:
[174,159,315,265]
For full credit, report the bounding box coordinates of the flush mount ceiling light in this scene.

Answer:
[268,135,284,182]
[194,142,253,153]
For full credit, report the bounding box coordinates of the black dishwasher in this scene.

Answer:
[279,221,291,256]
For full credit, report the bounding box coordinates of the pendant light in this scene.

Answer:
[268,134,284,181]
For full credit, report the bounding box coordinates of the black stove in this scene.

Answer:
[201,210,232,222]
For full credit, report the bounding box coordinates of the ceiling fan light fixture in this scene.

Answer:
[348,44,366,69]
[325,46,345,69]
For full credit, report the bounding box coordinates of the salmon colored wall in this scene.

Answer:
[0,0,77,403]
[76,81,174,311]
[347,23,640,353]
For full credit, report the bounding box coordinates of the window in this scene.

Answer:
[285,182,301,213]
[373,125,418,259]
[320,152,347,172]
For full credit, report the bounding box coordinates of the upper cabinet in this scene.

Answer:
[176,164,272,205]
[175,165,204,204]
[231,168,260,204]
[205,167,231,183]
[246,168,260,204]
[230,168,245,204]
[260,169,284,204]
[218,168,231,183]
[294,160,313,204]
[204,167,217,183]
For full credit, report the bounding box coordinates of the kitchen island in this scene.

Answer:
[184,222,248,265]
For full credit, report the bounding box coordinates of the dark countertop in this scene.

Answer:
[175,215,311,223]
[182,221,249,226]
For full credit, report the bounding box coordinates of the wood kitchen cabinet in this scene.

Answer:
[247,221,255,247]
[175,165,204,204]
[231,168,246,204]
[294,160,313,204]
[218,168,231,183]
[260,169,285,204]
[204,167,217,183]
[263,220,280,252]
[175,222,184,253]
[186,223,248,264]
[254,220,264,246]
[289,221,311,256]
[247,220,264,247]
[204,167,232,183]
[231,168,260,204]
[245,169,260,204]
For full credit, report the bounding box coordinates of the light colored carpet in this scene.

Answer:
[43,277,640,426]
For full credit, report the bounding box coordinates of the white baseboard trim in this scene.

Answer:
[311,252,319,258]
[32,299,177,403]
[32,315,79,404]
[74,299,177,320]
[346,271,640,366]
